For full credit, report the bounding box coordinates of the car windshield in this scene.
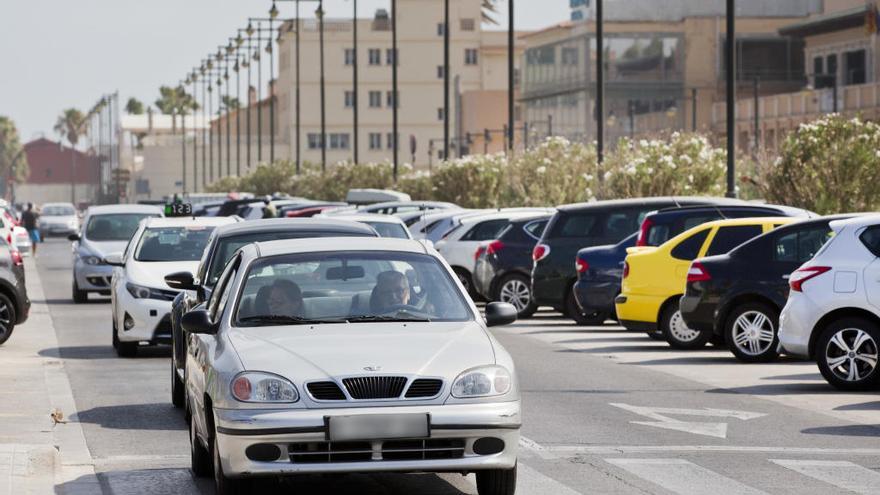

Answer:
[235,251,473,326]
[85,214,155,241]
[366,222,409,239]
[43,206,76,216]
[135,226,215,262]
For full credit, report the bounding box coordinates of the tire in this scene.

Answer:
[660,303,710,350]
[171,358,185,409]
[725,302,780,362]
[190,415,212,477]
[816,317,880,391]
[495,274,537,318]
[476,464,517,495]
[213,423,248,494]
[565,289,606,326]
[72,280,88,304]
[113,324,138,358]
[0,294,16,346]
[646,331,665,341]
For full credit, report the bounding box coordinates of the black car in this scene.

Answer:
[572,203,813,325]
[532,197,724,325]
[680,215,854,362]
[474,214,550,318]
[164,218,379,408]
[0,239,30,346]
[215,198,269,217]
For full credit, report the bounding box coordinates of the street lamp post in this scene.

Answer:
[391,0,399,180]
[725,0,736,198]
[596,0,604,164]
[317,2,327,172]
[351,0,359,164]
[269,2,279,164]
[180,80,188,194]
[507,0,514,153]
[444,0,450,161]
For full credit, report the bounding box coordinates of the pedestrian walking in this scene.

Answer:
[21,203,40,256]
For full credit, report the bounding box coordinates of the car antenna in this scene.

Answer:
[713,205,728,219]
[671,196,681,208]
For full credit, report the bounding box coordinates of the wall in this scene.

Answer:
[15,183,98,208]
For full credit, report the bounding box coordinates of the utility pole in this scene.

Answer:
[725,0,736,198]
[596,0,604,164]
[507,0,515,153]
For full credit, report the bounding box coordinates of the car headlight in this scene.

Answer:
[68,219,78,228]
[80,254,102,265]
[231,372,299,403]
[451,365,511,398]
[125,283,153,299]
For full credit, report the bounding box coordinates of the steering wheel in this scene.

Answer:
[381,303,422,314]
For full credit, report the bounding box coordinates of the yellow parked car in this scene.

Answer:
[615,217,796,349]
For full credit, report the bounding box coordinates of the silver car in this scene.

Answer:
[183,237,520,495]
[38,202,79,237]
[69,204,163,303]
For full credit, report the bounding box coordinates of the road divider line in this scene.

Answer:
[606,458,768,495]
[545,444,880,456]
[771,459,880,494]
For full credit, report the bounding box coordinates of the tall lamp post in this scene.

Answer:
[444,0,450,160]
[391,0,399,180]
[596,0,604,164]
[269,2,279,163]
[725,0,736,198]
[317,2,327,172]
[507,0,514,152]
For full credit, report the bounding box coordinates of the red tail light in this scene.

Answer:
[10,250,22,266]
[576,258,589,274]
[623,261,630,279]
[486,240,504,256]
[636,218,654,247]
[789,266,831,292]
[474,245,487,260]
[687,261,711,283]
[6,233,11,245]
[532,243,550,262]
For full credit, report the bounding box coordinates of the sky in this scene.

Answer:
[0,1,569,143]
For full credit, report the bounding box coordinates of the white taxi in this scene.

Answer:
[107,215,238,357]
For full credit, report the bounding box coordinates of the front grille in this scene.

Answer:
[342,376,407,400]
[405,379,443,398]
[307,381,346,401]
[289,439,466,464]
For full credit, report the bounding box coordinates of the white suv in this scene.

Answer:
[779,215,880,390]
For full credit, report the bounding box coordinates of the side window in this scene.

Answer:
[859,225,880,257]
[208,255,240,321]
[773,232,798,262]
[705,225,764,257]
[555,213,599,238]
[461,219,509,241]
[670,229,710,261]
[682,214,720,231]
[795,226,833,263]
[524,220,548,240]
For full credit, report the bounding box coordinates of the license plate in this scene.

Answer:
[327,413,429,442]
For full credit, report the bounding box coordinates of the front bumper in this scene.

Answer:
[74,259,114,292]
[40,223,77,235]
[214,401,521,477]
[679,294,716,335]
[115,289,173,343]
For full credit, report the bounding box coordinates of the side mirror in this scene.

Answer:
[67,233,80,241]
[165,271,198,291]
[485,302,517,327]
[103,252,124,267]
[181,309,218,335]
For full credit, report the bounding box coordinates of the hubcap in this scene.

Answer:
[669,310,699,342]
[0,302,10,339]
[499,279,530,312]
[732,311,775,356]
[825,328,879,382]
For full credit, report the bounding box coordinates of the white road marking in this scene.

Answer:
[464,462,581,495]
[544,444,880,456]
[609,403,767,439]
[771,459,880,494]
[606,458,768,495]
[518,436,556,460]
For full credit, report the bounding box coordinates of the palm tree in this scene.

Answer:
[221,96,240,112]
[54,108,87,204]
[125,97,145,115]
[481,0,500,25]
[155,86,198,133]
[0,116,29,199]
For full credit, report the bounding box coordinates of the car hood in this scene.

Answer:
[80,239,129,258]
[227,321,496,382]
[127,260,200,289]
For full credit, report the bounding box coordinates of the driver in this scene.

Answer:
[370,271,410,313]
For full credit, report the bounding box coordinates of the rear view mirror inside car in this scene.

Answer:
[326,266,366,281]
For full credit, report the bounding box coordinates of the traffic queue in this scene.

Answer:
[31,189,880,494]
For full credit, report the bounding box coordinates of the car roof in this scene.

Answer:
[829,213,880,232]
[556,197,743,212]
[509,213,553,224]
[325,213,407,224]
[86,204,164,216]
[459,209,555,224]
[211,218,378,238]
[692,217,796,229]
[143,216,238,228]
[252,236,429,257]
[649,203,813,218]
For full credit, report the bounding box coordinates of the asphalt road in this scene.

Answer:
[35,237,880,494]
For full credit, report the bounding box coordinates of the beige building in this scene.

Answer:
[275,0,527,167]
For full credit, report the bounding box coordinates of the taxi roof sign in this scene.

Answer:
[164,203,193,217]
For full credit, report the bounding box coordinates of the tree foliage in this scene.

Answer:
[54,108,87,147]
[0,116,29,182]
[125,98,145,115]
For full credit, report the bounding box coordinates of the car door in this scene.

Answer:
[859,225,880,312]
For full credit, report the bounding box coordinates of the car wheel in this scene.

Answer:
[213,423,248,494]
[0,294,16,346]
[113,324,138,358]
[725,303,779,362]
[190,415,212,477]
[565,289,605,326]
[72,280,88,304]
[476,464,517,495]
[495,274,537,318]
[661,304,710,350]
[171,357,185,409]
[816,318,880,391]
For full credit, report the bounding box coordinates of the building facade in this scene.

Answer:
[19,138,101,207]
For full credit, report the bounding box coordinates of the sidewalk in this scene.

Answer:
[0,257,100,494]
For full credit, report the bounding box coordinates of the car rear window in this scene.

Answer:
[774,225,833,263]
[860,225,880,257]
[705,225,764,257]
[461,219,510,241]
[671,229,710,261]
[524,220,548,240]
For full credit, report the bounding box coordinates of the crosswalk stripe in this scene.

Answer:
[464,462,582,495]
[771,459,880,494]
[605,458,768,495]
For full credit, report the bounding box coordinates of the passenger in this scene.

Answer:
[256,279,304,317]
[370,271,410,313]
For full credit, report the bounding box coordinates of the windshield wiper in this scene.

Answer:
[237,315,345,326]
[346,314,431,323]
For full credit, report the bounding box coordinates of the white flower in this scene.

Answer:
[688,174,694,183]
[603,171,613,181]
[582,173,594,181]
[625,165,637,175]
[536,166,547,174]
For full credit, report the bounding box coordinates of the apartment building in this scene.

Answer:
[274,0,527,167]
